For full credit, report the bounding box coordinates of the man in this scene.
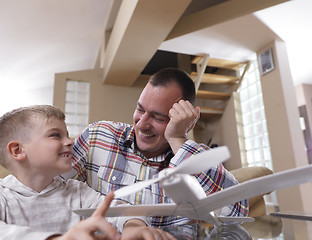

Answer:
[63,68,248,237]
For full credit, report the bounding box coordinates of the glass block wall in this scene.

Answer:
[65,80,90,138]
[237,58,273,170]
[236,56,279,216]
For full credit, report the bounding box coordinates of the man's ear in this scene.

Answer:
[7,141,26,161]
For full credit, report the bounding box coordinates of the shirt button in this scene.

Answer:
[142,161,148,166]
[112,176,116,181]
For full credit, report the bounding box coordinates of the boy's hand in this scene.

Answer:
[165,100,200,154]
[52,192,120,240]
[121,219,176,240]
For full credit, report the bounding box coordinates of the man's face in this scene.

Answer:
[133,82,182,159]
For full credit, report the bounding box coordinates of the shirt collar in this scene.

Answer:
[123,125,135,148]
[123,125,173,164]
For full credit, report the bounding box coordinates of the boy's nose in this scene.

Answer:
[65,138,74,147]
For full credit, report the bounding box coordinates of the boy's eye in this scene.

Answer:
[50,133,61,138]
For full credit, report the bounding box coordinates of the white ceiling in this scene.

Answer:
[160,0,312,86]
[255,0,312,86]
[160,13,280,62]
[0,0,311,114]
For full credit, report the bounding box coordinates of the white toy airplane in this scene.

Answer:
[74,146,312,226]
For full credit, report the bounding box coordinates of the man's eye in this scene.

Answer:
[154,117,165,122]
[136,107,144,113]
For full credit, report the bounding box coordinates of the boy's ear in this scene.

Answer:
[7,141,26,161]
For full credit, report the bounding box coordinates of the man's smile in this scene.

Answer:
[138,130,156,138]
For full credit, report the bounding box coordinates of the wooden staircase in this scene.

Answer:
[138,50,250,145]
[189,55,250,143]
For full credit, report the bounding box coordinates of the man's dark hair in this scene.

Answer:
[148,68,196,104]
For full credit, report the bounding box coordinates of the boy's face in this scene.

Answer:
[22,117,73,177]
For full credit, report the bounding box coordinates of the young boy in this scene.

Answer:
[0,105,175,240]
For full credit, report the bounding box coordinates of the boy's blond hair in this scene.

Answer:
[0,105,66,167]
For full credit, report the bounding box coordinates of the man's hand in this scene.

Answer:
[121,219,176,240]
[51,192,120,240]
[165,100,200,154]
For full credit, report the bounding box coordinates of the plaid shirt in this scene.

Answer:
[63,121,248,234]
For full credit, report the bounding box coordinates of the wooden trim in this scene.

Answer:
[200,106,224,114]
[200,106,224,119]
[191,72,238,84]
[192,57,245,71]
[196,90,231,100]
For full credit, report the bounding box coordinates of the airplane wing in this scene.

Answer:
[74,202,254,224]
[74,203,177,218]
[194,164,312,216]
[74,164,312,223]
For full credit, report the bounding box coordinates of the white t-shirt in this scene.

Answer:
[0,175,145,240]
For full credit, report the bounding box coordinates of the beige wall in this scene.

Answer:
[259,40,312,214]
[211,40,312,218]
[54,68,146,125]
[212,94,242,170]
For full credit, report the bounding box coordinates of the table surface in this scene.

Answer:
[161,215,312,239]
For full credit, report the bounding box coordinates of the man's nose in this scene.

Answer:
[137,112,151,128]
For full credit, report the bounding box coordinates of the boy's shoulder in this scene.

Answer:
[61,177,104,208]
[0,174,18,188]
[60,177,100,196]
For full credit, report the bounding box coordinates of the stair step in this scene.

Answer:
[196,90,231,100]
[191,72,238,84]
[200,107,224,119]
[192,57,245,71]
